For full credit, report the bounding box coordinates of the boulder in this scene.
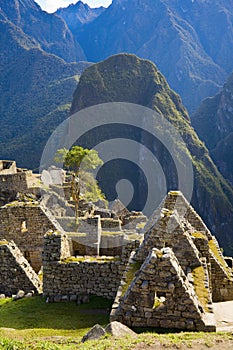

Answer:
[81,324,106,343]
[13,290,25,301]
[105,321,137,338]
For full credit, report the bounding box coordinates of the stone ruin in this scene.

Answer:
[0,161,233,332]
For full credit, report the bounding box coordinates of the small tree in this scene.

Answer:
[54,146,103,222]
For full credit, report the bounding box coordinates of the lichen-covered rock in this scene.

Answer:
[105,321,137,338]
[81,324,106,343]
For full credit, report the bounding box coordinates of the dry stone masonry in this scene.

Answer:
[43,231,139,301]
[0,240,42,296]
[0,161,233,333]
[0,203,56,272]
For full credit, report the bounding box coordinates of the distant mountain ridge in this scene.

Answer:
[0,0,85,62]
[61,0,233,112]
[0,1,90,168]
[56,1,105,32]
[2,0,233,113]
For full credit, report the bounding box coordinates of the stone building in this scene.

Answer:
[110,191,233,331]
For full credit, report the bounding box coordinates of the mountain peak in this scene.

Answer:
[71,53,188,121]
[56,1,105,30]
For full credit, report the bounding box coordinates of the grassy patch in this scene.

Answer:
[0,330,232,350]
[192,266,209,312]
[0,298,11,307]
[0,296,111,334]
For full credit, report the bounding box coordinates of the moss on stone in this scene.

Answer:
[121,261,142,297]
[155,250,163,259]
[136,222,146,230]
[191,232,207,240]
[192,265,209,312]
[101,231,123,236]
[126,233,142,241]
[161,209,174,217]
[153,298,162,309]
[0,241,8,245]
[208,239,231,277]
[61,256,119,263]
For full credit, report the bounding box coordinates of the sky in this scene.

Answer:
[35,0,112,13]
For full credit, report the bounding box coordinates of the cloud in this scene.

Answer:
[36,0,112,13]
[36,1,75,13]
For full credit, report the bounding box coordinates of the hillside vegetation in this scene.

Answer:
[0,12,90,169]
[192,72,233,186]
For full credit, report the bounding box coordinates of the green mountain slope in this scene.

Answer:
[70,53,233,255]
[0,18,90,169]
[192,73,233,186]
[0,0,85,62]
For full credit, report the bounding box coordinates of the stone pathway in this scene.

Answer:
[213,301,233,331]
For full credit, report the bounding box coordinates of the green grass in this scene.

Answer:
[0,297,233,349]
[0,296,111,333]
[0,329,232,350]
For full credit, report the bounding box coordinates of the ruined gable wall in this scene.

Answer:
[136,211,201,272]
[0,241,42,296]
[0,172,28,193]
[0,204,55,272]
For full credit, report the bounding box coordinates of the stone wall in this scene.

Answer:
[0,172,28,193]
[43,232,138,301]
[0,204,55,272]
[101,218,122,231]
[0,240,42,296]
